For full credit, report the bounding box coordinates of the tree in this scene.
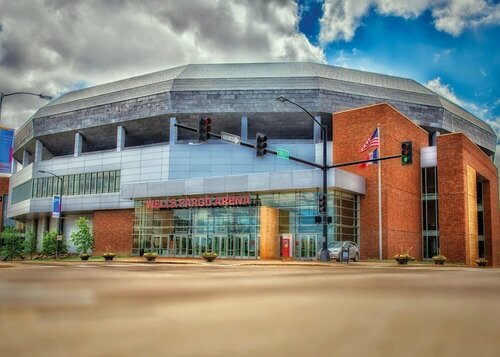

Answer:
[41,231,68,256]
[71,217,94,255]
[0,227,23,261]
[22,231,37,259]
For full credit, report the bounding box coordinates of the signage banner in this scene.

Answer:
[0,128,14,174]
[146,194,252,210]
[52,195,61,218]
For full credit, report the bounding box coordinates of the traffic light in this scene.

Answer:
[401,141,413,165]
[198,117,212,142]
[318,193,327,214]
[256,132,268,157]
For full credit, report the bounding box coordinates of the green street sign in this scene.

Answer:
[277,148,289,160]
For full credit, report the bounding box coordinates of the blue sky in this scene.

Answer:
[298,0,500,139]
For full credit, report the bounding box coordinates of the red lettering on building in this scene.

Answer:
[145,194,252,209]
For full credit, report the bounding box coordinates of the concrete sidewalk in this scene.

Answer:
[11,256,473,269]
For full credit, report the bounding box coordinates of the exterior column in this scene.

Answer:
[431,131,440,146]
[241,116,248,142]
[117,126,125,152]
[74,133,83,157]
[22,150,30,166]
[169,117,177,145]
[34,140,43,162]
[11,159,18,174]
[259,206,279,260]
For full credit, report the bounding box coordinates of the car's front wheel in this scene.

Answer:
[353,253,360,262]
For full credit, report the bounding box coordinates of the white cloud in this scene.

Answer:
[0,0,325,129]
[376,0,430,19]
[319,0,372,43]
[432,0,500,36]
[319,0,500,43]
[425,77,500,142]
[425,77,464,106]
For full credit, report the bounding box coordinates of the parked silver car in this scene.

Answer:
[318,241,360,262]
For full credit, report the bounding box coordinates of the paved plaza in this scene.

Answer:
[1,261,499,356]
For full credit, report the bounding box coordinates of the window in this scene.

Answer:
[422,167,439,259]
[11,170,121,204]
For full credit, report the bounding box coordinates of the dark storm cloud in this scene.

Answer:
[0,0,325,129]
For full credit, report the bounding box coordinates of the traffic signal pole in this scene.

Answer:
[175,121,403,263]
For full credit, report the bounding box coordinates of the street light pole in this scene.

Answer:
[0,91,52,123]
[277,95,330,262]
[38,170,63,260]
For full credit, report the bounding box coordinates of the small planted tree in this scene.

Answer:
[0,227,23,261]
[71,217,94,259]
[41,231,68,256]
[22,231,37,259]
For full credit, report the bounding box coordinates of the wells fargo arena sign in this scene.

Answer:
[145,194,252,209]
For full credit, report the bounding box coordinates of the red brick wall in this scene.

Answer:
[0,177,10,230]
[437,133,500,266]
[93,210,133,256]
[333,103,428,260]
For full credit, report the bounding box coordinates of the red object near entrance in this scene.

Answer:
[281,237,290,258]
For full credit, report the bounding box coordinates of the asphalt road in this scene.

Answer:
[1,262,499,356]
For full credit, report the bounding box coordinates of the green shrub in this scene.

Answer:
[22,231,37,257]
[70,217,94,254]
[0,227,23,261]
[41,231,68,256]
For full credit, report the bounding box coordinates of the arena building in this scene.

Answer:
[7,62,499,265]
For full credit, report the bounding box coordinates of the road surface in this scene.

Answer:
[0,262,499,356]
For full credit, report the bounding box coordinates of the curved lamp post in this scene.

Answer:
[0,91,52,123]
[38,169,63,259]
[277,95,330,262]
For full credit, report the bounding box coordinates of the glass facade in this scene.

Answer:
[421,167,439,259]
[11,170,121,204]
[477,181,485,258]
[133,190,359,260]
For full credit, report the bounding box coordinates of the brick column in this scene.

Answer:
[93,210,134,255]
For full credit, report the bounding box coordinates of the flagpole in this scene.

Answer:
[377,124,383,260]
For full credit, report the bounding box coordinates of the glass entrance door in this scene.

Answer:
[294,234,318,260]
[165,234,191,257]
[214,234,227,258]
[234,234,250,259]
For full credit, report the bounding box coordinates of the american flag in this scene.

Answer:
[359,128,379,153]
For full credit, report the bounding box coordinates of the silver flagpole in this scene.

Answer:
[377,124,383,260]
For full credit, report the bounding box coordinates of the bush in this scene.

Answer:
[22,231,37,257]
[432,254,447,265]
[476,258,488,267]
[143,252,158,261]
[41,231,68,256]
[70,217,94,254]
[202,251,218,262]
[0,227,23,261]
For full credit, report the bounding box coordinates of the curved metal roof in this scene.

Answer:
[30,62,494,135]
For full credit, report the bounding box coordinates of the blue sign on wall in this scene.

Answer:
[0,128,14,174]
[52,195,61,218]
